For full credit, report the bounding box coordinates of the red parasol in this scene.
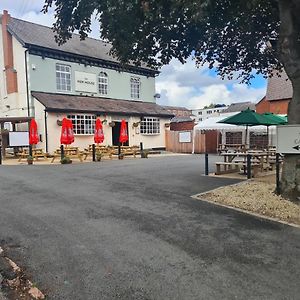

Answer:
[29,119,39,145]
[119,119,128,144]
[60,118,74,145]
[94,118,104,144]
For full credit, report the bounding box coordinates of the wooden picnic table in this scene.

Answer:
[51,147,83,163]
[18,148,48,161]
[218,144,247,153]
[215,151,270,176]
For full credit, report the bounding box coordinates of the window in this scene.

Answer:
[207,110,212,114]
[140,117,160,135]
[98,72,108,95]
[199,118,202,122]
[198,111,202,115]
[56,64,71,91]
[68,114,96,135]
[130,77,141,99]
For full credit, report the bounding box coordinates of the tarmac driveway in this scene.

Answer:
[0,154,299,299]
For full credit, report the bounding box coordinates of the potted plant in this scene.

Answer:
[27,155,34,165]
[118,153,124,160]
[60,156,72,164]
[141,150,149,158]
[96,151,103,162]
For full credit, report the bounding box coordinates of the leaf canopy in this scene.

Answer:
[43,0,282,82]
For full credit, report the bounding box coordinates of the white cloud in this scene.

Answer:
[156,59,266,109]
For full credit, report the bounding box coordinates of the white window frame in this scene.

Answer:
[98,72,108,95]
[130,77,141,99]
[67,114,96,135]
[140,117,160,135]
[56,63,71,91]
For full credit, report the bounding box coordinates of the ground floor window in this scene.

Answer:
[140,117,160,135]
[68,114,96,135]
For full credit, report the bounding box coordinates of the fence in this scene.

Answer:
[165,130,218,153]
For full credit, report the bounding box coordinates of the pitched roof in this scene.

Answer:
[266,71,293,101]
[162,105,190,111]
[170,116,194,123]
[32,92,174,118]
[223,101,256,113]
[3,15,153,73]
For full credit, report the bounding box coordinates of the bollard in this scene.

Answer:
[275,153,281,195]
[92,144,96,162]
[60,144,64,160]
[29,145,33,157]
[140,142,143,158]
[247,154,251,179]
[0,147,2,165]
[205,153,209,175]
[118,143,121,156]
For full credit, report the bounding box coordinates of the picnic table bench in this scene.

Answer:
[18,148,48,161]
[51,147,83,163]
[83,145,113,160]
[110,145,140,157]
[215,161,261,177]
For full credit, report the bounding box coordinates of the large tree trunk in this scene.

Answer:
[278,0,300,201]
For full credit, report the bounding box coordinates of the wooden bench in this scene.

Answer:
[18,148,48,161]
[110,145,139,158]
[51,147,83,163]
[215,161,261,177]
[83,145,113,160]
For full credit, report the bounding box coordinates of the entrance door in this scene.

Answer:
[112,121,129,146]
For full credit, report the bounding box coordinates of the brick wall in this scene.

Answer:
[255,97,270,114]
[256,97,290,115]
[170,121,195,131]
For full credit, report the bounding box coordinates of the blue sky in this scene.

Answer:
[0,0,267,109]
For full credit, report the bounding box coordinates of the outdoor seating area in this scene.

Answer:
[210,109,286,178]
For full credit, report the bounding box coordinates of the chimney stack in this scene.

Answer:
[1,10,18,94]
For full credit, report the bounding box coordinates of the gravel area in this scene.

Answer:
[198,180,300,226]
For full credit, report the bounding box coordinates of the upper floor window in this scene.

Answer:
[131,77,140,99]
[56,64,71,91]
[198,111,202,115]
[207,110,212,114]
[98,72,108,95]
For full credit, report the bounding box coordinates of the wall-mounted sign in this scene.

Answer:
[277,125,300,154]
[179,131,191,143]
[9,132,29,147]
[75,71,97,93]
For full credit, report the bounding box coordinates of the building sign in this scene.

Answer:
[179,131,191,143]
[75,71,97,93]
[277,125,300,154]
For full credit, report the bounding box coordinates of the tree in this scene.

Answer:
[43,0,300,200]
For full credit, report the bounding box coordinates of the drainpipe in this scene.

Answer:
[44,111,48,153]
[24,49,30,116]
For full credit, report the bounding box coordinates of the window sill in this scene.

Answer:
[141,133,160,136]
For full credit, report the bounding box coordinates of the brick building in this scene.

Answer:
[256,71,292,114]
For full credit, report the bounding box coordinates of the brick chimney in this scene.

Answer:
[1,10,18,94]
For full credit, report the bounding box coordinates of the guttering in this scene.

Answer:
[24,49,30,116]
[44,111,48,153]
[44,108,173,118]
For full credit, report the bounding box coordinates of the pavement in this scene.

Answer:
[0,154,299,299]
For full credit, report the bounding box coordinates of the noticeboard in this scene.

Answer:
[9,132,29,147]
[277,125,300,154]
[179,131,191,143]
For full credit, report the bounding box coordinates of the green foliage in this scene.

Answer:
[43,0,283,83]
[60,156,72,164]
[27,155,34,161]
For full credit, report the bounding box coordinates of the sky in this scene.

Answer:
[0,0,267,110]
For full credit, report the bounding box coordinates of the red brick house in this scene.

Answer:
[256,71,292,114]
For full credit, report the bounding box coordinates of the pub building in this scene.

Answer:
[0,10,173,154]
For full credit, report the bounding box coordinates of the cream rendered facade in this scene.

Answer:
[0,11,172,153]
